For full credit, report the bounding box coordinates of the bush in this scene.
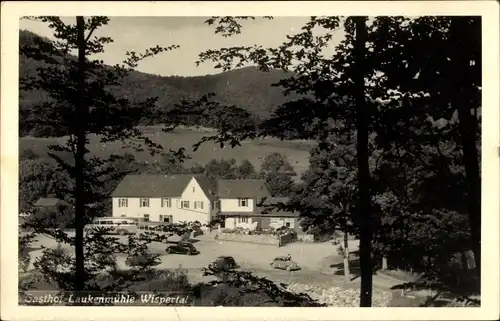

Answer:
[195,283,280,306]
[131,267,191,292]
[125,252,160,268]
[19,233,35,273]
[20,148,39,160]
[25,206,74,230]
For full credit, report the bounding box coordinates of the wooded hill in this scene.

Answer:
[19,29,295,137]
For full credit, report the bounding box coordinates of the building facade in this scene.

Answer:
[111,174,296,227]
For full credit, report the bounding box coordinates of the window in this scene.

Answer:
[160,215,173,223]
[194,201,204,210]
[140,198,150,208]
[161,198,171,208]
[118,198,128,207]
[238,198,248,207]
[285,218,295,228]
[211,202,214,210]
[238,217,248,223]
[143,214,150,222]
[181,201,190,209]
[192,187,195,193]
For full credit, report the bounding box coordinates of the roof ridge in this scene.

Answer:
[218,178,266,181]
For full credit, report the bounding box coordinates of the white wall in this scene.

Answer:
[220,198,254,213]
[112,197,175,222]
[223,217,257,230]
[112,178,213,224]
[112,178,265,225]
[177,177,211,224]
[225,217,236,229]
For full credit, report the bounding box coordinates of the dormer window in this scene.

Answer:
[238,198,248,207]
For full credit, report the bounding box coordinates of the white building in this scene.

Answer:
[111,174,293,228]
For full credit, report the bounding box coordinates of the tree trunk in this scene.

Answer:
[343,227,350,283]
[74,16,87,291]
[382,256,388,270]
[353,16,373,307]
[450,17,481,277]
[461,251,469,274]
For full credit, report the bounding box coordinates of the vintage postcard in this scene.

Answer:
[1,1,499,320]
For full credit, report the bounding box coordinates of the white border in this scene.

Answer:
[1,1,499,320]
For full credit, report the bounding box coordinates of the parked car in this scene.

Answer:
[208,256,238,272]
[165,242,199,255]
[270,256,300,271]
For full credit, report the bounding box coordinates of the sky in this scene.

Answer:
[19,16,345,77]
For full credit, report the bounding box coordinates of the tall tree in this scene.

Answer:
[449,17,481,275]
[191,16,381,305]
[366,16,481,274]
[237,159,258,179]
[293,131,358,283]
[20,16,178,290]
[260,152,296,196]
[169,15,480,305]
[353,16,373,307]
[19,159,72,212]
[204,158,238,179]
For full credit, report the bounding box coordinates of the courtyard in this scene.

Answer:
[25,231,401,290]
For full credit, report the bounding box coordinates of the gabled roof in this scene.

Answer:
[34,197,69,207]
[111,174,193,198]
[216,179,272,199]
[111,174,274,200]
[258,197,290,206]
[193,175,218,201]
[219,211,299,218]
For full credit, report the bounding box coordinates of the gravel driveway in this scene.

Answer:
[26,232,402,290]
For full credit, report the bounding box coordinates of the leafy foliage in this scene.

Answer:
[197,268,325,307]
[189,15,481,305]
[19,159,73,212]
[259,152,296,196]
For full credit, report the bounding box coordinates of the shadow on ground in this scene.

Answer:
[327,251,378,281]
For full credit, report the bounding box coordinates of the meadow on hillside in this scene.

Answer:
[19,126,315,175]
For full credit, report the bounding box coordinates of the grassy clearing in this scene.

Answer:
[19,127,312,176]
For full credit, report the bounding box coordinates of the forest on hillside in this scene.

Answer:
[19,30,296,137]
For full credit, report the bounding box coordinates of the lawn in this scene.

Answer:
[19,126,314,176]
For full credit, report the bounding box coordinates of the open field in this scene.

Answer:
[19,126,315,176]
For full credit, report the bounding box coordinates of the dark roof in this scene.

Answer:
[34,198,69,207]
[217,179,272,199]
[219,211,299,218]
[111,174,193,197]
[193,175,218,201]
[111,175,274,200]
[258,197,290,206]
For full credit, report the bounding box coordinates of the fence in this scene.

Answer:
[216,232,299,247]
[216,233,280,246]
[278,233,296,247]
